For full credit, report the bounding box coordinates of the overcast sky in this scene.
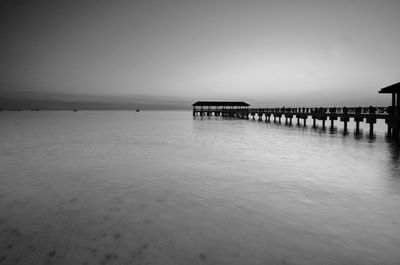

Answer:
[1,0,399,106]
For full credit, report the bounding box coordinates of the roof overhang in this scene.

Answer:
[192,101,250,107]
[379,82,400,94]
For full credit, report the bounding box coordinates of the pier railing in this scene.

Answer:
[249,106,389,115]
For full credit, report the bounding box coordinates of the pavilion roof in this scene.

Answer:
[192,101,250,107]
[379,82,400,94]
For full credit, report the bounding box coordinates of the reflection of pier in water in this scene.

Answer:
[193,82,400,138]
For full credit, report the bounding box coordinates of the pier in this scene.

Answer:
[193,82,400,138]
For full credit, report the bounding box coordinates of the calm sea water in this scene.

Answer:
[0,110,399,265]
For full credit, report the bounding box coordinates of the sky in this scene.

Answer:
[1,0,399,108]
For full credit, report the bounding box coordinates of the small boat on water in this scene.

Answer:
[136,109,140,112]
[73,109,78,112]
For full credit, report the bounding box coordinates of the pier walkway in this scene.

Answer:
[192,82,400,138]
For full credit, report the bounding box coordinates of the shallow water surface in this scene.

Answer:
[0,111,399,265]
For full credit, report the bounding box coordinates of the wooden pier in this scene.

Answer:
[193,82,400,138]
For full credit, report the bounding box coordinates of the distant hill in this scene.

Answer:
[0,90,194,110]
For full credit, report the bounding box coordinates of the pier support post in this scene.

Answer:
[329,116,337,130]
[354,116,363,134]
[297,117,300,126]
[340,116,349,133]
[303,118,307,127]
[386,118,392,136]
[313,118,316,128]
[285,114,293,126]
[393,93,397,138]
[396,93,400,139]
[320,116,327,129]
[366,117,377,136]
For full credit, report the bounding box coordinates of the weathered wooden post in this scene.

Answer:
[386,112,392,136]
[366,106,377,135]
[329,107,337,130]
[319,107,327,129]
[398,92,400,138]
[340,107,348,133]
[367,118,376,135]
[284,113,293,125]
[265,114,271,123]
[354,106,362,134]
[354,117,363,133]
[311,107,316,128]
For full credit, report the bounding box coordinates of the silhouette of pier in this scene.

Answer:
[193,82,400,138]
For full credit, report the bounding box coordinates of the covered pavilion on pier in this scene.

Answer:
[379,82,400,138]
[192,101,250,116]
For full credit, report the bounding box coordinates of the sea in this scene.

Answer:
[0,110,399,265]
